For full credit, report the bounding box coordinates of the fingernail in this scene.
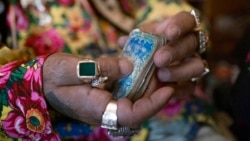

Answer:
[119,59,133,76]
[117,36,127,46]
[166,25,181,40]
[156,20,169,33]
[157,68,171,81]
[155,51,173,67]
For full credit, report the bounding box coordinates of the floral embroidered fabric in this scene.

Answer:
[0,55,60,140]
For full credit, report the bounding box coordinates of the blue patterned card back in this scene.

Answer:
[113,29,163,101]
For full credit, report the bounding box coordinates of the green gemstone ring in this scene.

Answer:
[77,59,108,86]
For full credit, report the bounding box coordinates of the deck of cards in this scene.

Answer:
[112,29,167,102]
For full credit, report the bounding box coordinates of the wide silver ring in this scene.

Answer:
[101,100,118,130]
[198,30,209,54]
[76,59,108,87]
[108,126,141,138]
[190,9,209,54]
[190,9,201,28]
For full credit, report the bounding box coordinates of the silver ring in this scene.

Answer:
[76,59,108,86]
[190,9,201,28]
[190,10,209,54]
[191,61,210,82]
[108,126,141,138]
[101,100,118,130]
[91,76,108,87]
[198,30,209,54]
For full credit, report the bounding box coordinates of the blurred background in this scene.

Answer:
[191,0,250,140]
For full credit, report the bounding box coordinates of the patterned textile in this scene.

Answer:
[0,54,60,140]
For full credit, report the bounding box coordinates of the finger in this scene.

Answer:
[154,32,198,67]
[160,11,196,40]
[118,31,199,68]
[44,84,113,125]
[43,53,133,87]
[124,11,196,45]
[117,86,174,128]
[157,56,205,82]
[140,74,158,98]
[152,11,196,40]
[124,74,158,101]
[117,36,129,48]
[43,53,85,86]
[96,57,133,81]
[113,74,157,127]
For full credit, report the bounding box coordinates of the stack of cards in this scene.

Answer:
[112,29,167,102]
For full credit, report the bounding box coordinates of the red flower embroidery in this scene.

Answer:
[23,58,44,91]
[25,29,64,56]
[2,81,60,140]
[1,56,60,140]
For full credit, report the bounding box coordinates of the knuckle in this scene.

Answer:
[190,33,199,50]
[97,58,120,79]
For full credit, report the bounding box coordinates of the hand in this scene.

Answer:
[43,53,173,129]
[118,11,208,97]
[43,11,208,130]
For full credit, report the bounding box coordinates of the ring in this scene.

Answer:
[198,30,209,54]
[76,59,108,87]
[108,126,141,138]
[190,10,209,54]
[190,9,201,28]
[191,60,210,82]
[101,100,118,130]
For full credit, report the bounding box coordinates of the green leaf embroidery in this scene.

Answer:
[0,89,8,117]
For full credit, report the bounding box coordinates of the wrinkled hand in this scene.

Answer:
[43,53,172,128]
[43,11,207,129]
[118,11,206,97]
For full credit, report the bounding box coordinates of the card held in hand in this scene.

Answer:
[112,29,167,102]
